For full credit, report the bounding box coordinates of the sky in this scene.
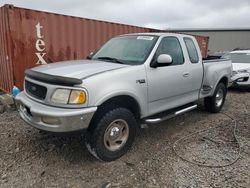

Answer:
[0,0,250,29]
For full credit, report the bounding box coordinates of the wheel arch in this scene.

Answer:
[219,76,229,87]
[93,92,143,121]
[212,75,229,95]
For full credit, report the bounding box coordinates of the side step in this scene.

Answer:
[144,104,197,124]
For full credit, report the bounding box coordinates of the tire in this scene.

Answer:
[204,83,227,113]
[85,106,137,161]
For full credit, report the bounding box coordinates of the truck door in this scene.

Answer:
[183,37,203,101]
[146,36,202,116]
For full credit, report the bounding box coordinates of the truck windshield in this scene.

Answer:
[230,53,250,63]
[91,35,158,65]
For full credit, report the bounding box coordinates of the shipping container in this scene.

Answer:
[0,4,209,93]
[0,5,14,93]
[190,34,209,58]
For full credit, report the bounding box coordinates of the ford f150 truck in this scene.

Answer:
[16,33,232,161]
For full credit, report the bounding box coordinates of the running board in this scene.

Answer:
[144,104,197,124]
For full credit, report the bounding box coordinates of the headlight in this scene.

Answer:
[238,69,250,73]
[51,89,71,104]
[69,90,86,104]
[51,89,86,105]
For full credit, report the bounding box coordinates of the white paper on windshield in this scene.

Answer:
[137,36,154,40]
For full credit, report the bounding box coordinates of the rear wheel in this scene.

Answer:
[85,106,137,161]
[204,83,227,113]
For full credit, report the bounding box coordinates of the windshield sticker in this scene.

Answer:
[137,36,154,40]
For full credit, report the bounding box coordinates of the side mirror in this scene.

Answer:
[86,52,94,59]
[157,54,172,65]
[150,54,173,68]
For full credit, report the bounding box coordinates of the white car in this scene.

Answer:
[225,50,250,89]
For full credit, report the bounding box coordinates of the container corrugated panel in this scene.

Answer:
[0,5,151,93]
[0,5,209,93]
[0,5,14,93]
[194,35,209,58]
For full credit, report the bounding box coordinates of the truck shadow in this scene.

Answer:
[228,87,250,93]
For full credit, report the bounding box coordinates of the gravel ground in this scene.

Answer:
[0,89,249,188]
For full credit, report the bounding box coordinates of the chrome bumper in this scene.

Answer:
[15,92,97,132]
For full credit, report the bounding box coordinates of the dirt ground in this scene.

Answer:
[0,89,249,188]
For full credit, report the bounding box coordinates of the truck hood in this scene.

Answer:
[32,60,129,80]
[232,63,250,71]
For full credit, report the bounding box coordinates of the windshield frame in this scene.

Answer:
[91,35,159,65]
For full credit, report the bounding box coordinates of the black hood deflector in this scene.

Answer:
[25,69,82,86]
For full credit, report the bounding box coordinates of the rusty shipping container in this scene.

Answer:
[192,35,209,58]
[0,4,152,93]
[0,4,209,93]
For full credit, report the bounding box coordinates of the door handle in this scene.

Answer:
[183,72,190,77]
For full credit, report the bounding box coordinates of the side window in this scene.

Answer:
[155,37,184,65]
[184,38,199,63]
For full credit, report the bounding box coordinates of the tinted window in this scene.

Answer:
[155,37,184,65]
[184,38,199,63]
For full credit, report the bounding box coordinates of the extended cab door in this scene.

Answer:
[146,36,203,116]
[182,37,203,101]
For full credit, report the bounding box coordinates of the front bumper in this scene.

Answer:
[15,92,97,132]
[231,73,250,89]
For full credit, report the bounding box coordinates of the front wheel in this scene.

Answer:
[204,83,227,113]
[85,107,137,161]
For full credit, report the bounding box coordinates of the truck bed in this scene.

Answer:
[200,58,232,98]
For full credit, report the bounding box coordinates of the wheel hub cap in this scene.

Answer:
[104,119,129,151]
[215,88,224,107]
[110,127,120,139]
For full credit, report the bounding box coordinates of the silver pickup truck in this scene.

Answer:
[16,33,232,161]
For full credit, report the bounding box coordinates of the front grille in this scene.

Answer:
[25,80,47,100]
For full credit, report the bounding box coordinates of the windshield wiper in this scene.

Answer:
[97,57,125,64]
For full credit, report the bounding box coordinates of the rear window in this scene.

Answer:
[184,38,199,63]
